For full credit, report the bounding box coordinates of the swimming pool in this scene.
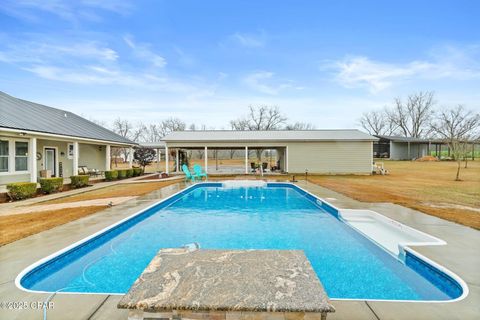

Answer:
[17,183,466,301]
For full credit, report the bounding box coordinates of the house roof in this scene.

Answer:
[0,91,135,145]
[163,129,377,142]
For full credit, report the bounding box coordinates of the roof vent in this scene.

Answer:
[64,113,67,118]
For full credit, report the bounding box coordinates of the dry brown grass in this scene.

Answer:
[0,180,180,246]
[308,160,480,229]
[0,206,105,246]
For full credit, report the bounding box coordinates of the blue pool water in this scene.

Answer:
[20,183,463,300]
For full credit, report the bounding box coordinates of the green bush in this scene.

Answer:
[133,168,142,176]
[117,169,127,179]
[6,182,37,200]
[104,170,118,181]
[70,175,89,188]
[39,177,63,194]
[126,168,133,178]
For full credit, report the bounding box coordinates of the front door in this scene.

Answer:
[45,148,56,177]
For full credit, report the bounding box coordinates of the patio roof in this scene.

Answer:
[375,135,445,144]
[163,129,377,142]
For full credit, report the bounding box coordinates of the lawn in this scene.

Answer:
[308,160,480,229]
[0,180,179,246]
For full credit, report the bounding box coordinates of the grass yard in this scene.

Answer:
[308,160,480,229]
[0,180,180,246]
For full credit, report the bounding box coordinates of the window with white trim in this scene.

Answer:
[0,140,8,172]
[68,143,74,159]
[15,141,28,171]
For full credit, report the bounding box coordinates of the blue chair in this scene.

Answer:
[182,164,198,182]
[193,164,208,180]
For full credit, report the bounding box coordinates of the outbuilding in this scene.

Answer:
[162,130,377,175]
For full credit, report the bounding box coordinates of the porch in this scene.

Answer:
[162,145,288,175]
[0,133,133,187]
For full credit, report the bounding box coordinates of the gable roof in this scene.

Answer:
[163,129,377,142]
[0,91,135,145]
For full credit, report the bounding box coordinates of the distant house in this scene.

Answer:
[0,91,136,185]
[373,135,446,160]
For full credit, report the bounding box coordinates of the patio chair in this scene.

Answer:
[193,164,208,181]
[182,164,198,183]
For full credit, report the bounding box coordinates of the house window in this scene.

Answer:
[15,141,28,171]
[0,140,8,172]
[67,143,74,159]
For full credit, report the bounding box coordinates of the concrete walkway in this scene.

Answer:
[0,181,478,320]
[0,173,165,213]
[0,197,136,216]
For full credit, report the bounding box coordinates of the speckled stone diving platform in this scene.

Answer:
[118,248,335,320]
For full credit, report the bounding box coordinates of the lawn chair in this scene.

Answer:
[193,164,208,181]
[182,164,198,183]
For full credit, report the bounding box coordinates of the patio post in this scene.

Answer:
[29,137,37,183]
[175,148,180,172]
[128,148,133,168]
[73,141,79,176]
[204,146,208,173]
[105,145,111,171]
[156,148,160,172]
[245,146,248,174]
[165,146,169,174]
[285,146,289,173]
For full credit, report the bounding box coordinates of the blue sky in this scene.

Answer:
[1,0,479,129]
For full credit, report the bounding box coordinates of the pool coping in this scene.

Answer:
[14,181,469,304]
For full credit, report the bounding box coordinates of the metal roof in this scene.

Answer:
[140,141,166,148]
[0,91,135,145]
[163,129,377,142]
[374,135,443,143]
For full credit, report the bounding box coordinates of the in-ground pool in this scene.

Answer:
[18,183,465,301]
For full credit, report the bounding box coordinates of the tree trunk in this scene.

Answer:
[464,157,468,169]
[455,160,461,181]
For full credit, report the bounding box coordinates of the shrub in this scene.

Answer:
[104,170,118,181]
[70,175,89,188]
[117,169,127,179]
[133,167,142,176]
[6,182,37,200]
[39,177,63,194]
[134,147,156,172]
[126,168,133,178]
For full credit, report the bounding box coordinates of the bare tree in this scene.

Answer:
[387,91,435,138]
[230,105,287,161]
[111,118,145,164]
[158,117,186,137]
[430,105,480,180]
[358,109,397,136]
[230,105,287,131]
[285,122,316,130]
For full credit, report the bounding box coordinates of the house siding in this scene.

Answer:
[286,141,373,174]
[390,142,428,160]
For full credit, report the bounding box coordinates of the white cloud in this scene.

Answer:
[0,40,118,64]
[123,34,166,68]
[327,45,480,93]
[231,32,265,48]
[0,0,132,23]
[243,71,297,95]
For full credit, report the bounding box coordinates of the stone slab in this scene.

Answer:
[118,249,335,314]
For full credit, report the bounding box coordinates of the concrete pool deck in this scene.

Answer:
[0,180,479,320]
